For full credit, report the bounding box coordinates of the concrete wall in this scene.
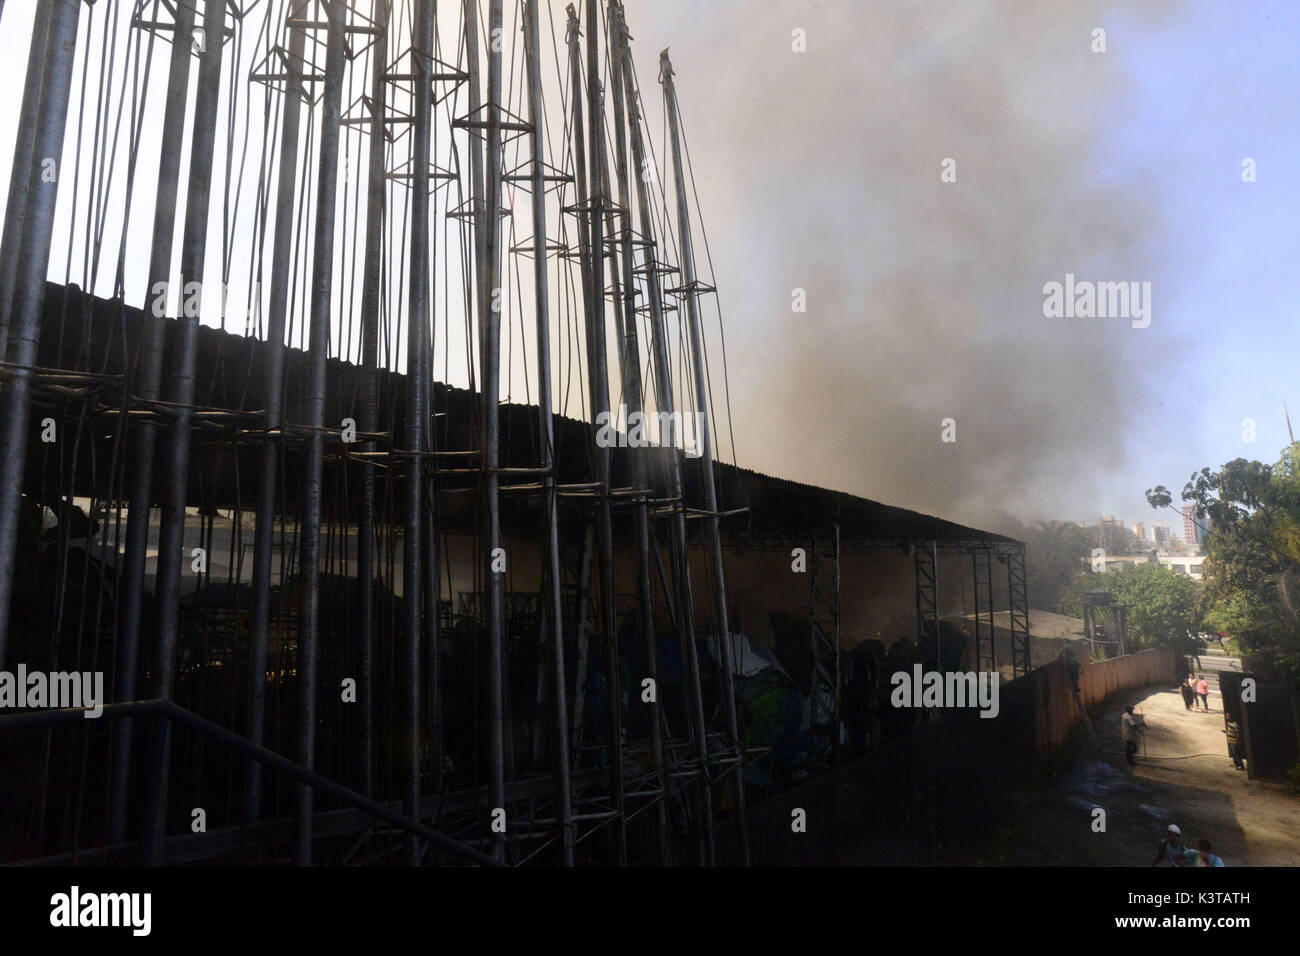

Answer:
[1027,644,1176,757]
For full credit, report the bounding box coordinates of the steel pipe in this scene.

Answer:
[660,47,750,866]
[0,0,81,663]
[141,0,229,867]
[0,0,53,359]
[247,0,308,826]
[294,1,347,868]
[109,0,199,844]
[523,0,575,867]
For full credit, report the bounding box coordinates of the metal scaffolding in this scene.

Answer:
[0,0,766,868]
[972,547,995,673]
[1006,547,1032,677]
[0,0,1035,868]
[808,523,840,768]
[914,539,940,666]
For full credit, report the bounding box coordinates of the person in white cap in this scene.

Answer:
[1152,825,1189,866]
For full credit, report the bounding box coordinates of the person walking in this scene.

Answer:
[1196,676,1210,712]
[1121,705,1144,766]
[1223,717,1246,771]
[1179,677,1195,711]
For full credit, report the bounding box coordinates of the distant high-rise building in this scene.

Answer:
[1182,505,1206,550]
[1152,523,1171,549]
[1132,521,1146,541]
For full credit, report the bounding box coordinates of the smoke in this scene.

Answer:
[635,0,1190,528]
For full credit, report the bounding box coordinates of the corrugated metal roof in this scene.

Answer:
[39,283,1019,546]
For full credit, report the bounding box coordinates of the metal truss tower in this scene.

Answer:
[808,523,841,768]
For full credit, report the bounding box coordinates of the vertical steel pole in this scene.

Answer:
[247,2,308,825]
[142,0,228,867]
[0,0,80,662]
[563,6,594,414]
[420,0,441,804]
[972,551,982,670]
[561,4,601,791]
[985,549,995,671]
[109,0,198,844]
[523,0,574,866]
[403,0,434,866]
[463,0,487,351]
[479,0,508,865]
[0,0,52,358]
[661,49,749,865]
[582,0,626,867]
[460,11,486,856]
[294,1,346,868]
[620,32,715,866]
[932,540,940,672]
[356,0,390,803]
[606,0,668,865]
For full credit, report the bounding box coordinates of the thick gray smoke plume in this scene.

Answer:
[636,0,1188,528]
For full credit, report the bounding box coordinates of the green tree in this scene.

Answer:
[1062,563,1200,648]
[1147,443,1300,678]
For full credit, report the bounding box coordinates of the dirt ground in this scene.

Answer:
[956,681,1300,866]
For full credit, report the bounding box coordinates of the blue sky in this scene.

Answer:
[1098,0,1298,524]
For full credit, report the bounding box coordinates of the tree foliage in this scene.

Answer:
[1147,444,1300,679]
[1062,564,1199,649]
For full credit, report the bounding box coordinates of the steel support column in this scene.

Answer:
[619,24,715,866]
[661,47,749,866]
[809,523,841,768]
[1007,545,1031,677]
[586,0,626,865]
[0,0,80,662]
[141,0,228,867]
[246,1,308,826]
[973,548,995,672]
[564,1,626,865]
[473,0,509,865]
[403,0,434,867]
[607,0,668,865]
[522,0,574,867]
[294,1,346,868]
[0,0,53,358]
[914,539,939,667]
[110,0,199,844]
[355,0,389,805]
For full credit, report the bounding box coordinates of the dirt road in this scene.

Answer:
[958,680,1300,866]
